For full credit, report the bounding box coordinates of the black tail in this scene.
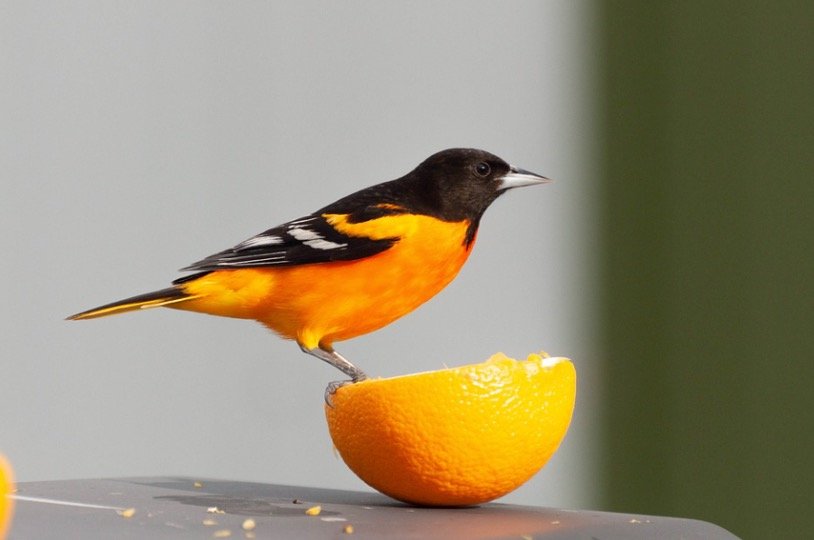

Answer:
[67,286,193,320]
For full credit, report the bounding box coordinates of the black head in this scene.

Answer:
[320,148,549,232]
[406,148,549,222]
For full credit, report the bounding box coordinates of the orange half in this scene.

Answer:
[325,352,576,506]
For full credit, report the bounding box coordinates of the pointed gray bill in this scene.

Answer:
[498,166,552,190]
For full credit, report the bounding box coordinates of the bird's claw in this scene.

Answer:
[324,380,352,407]
[324,374,368,407]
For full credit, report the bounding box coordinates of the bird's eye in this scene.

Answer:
[474,162,491,177]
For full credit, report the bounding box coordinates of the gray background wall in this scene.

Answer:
[1,1,597,508]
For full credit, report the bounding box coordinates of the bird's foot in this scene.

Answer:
[324,372,368,407]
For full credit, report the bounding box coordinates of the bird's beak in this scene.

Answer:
[498,166,552,191]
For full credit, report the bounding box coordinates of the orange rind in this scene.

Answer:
[325,352,576,506]
[0,454,14,539]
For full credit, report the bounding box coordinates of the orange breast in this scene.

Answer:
[177,215,473,350]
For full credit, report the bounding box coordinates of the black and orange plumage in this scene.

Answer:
[69,148,549,384]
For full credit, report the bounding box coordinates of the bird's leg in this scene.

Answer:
[300,345,368,405]
[301,345,368,381]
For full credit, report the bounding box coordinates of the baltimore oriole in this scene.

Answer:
[68,148,549,385]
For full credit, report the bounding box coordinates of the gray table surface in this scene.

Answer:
[7,477,739,539]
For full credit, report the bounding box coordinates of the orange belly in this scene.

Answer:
[176,215,473,350]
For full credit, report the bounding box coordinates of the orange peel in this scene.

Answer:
[0,454,14,539]
[325,352,576,506]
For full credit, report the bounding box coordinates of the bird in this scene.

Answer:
[68,148,549,386]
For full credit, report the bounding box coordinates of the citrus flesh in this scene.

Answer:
[324,352,576,506]
[0,454,14,539]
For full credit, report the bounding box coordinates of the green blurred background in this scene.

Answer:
[599,2,813,538]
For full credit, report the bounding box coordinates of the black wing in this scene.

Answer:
[174,213,398,279]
